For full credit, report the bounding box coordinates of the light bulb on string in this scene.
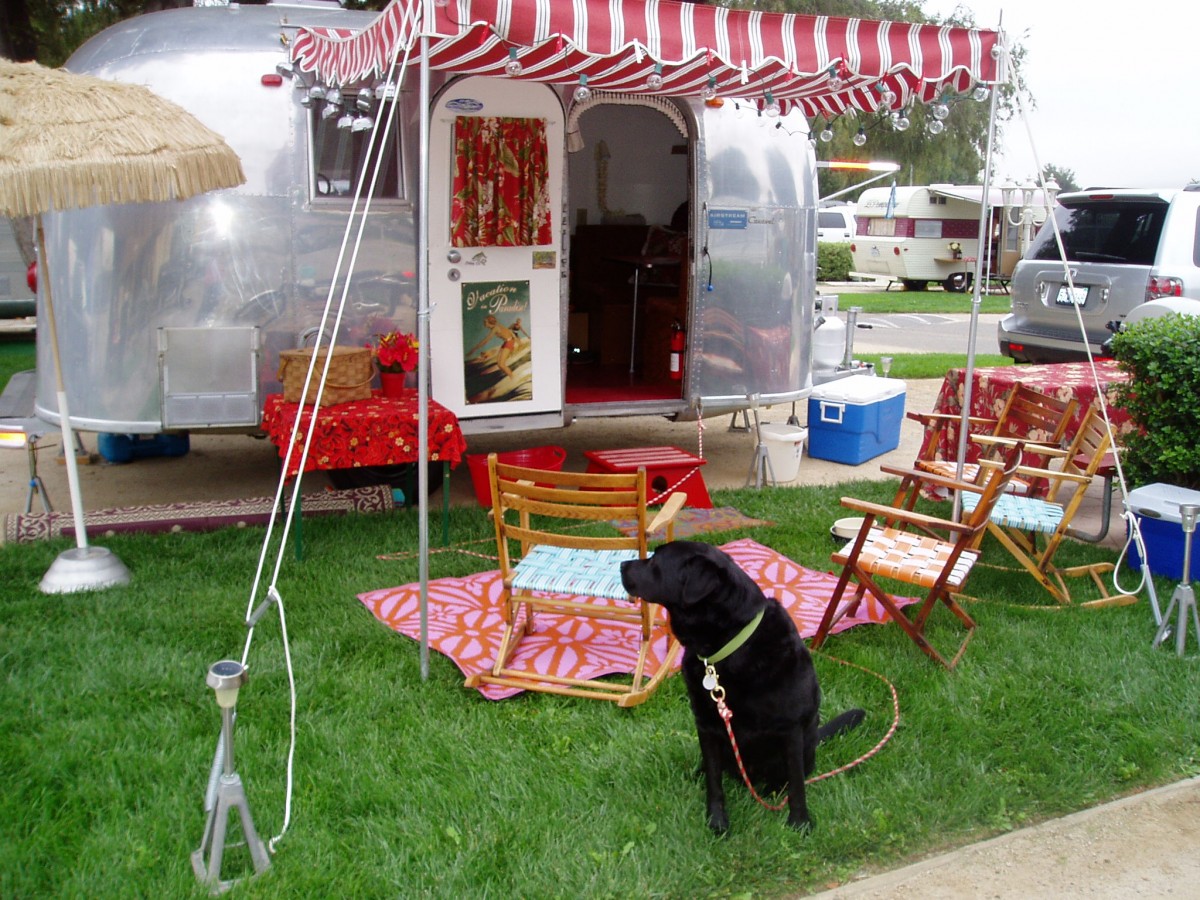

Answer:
[819,123,834,142]
[827,64,844,91]
[931,101,950,121]
[876,84,896,110]
[852,126,867,147]
[763,91,780,118]
[928,117,945,135]
[647,63,663,90]
[573,74,591,103]
[891,111,910,132]
[701,75,718,101]
[973,85,990,102]
[505,48,523,76]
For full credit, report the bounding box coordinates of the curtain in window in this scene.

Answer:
[451,116,551,248]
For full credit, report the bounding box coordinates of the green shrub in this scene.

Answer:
[816,241,853,281]
[1110,313,1200,490]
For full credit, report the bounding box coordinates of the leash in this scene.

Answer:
[705,651,901,811]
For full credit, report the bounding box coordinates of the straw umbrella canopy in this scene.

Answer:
[0,58,246,592]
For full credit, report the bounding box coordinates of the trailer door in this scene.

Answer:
[428,76,565,425]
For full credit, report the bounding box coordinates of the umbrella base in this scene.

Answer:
[40,545,131,594]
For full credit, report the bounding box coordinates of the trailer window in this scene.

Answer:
[867,218,897,237]
[310,108,405,202]
[914,219,942,239]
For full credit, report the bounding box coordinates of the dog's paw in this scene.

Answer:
[786,812,814,834]
[707,807,730,836]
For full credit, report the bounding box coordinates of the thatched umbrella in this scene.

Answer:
[0,58,246,592]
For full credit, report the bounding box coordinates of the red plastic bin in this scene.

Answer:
[466,446,568,507]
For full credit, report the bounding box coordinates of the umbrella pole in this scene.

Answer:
[36,219,130,593]
[416,21,432,680]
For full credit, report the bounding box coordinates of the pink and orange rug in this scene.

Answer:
[359,538,913,700]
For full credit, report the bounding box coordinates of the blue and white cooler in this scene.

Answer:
[807,375,906,465]
[1127,483,1200,581]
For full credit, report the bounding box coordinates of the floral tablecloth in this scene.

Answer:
[922,360,1134,465]
[261,390,468,479]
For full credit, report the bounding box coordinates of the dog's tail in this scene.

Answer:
[817,708,865,743]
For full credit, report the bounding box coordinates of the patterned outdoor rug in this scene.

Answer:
[359,537,914,700]
[3,484,395,543]
[609,505,773,539]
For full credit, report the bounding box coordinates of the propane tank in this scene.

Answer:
[669,320,686,380]
[813,295,845,372]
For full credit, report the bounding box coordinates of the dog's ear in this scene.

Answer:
[678,553,724,607]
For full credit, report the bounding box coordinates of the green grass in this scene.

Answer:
[0,336,36,388]
[853,352,1011,381]
[828,291,1012,315]
[1,485,1195,898]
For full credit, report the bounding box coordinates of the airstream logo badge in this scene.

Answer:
[446,98,484,112]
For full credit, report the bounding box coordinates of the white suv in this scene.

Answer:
[998,185,1200,363]
[817,204,857,243]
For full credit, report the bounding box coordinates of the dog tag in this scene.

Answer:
[702,665,718,692]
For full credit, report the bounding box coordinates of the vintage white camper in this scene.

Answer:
[34,0,1000,438]
[850,184,1050,292]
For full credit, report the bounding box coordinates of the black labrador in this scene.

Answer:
[621,540,863,834]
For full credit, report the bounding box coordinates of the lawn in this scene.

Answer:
[1,483,1195,898]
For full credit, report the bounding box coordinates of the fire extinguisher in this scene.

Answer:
[669,320,686,381]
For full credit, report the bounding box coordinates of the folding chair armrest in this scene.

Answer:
[879,464,986,496]
[976,458,1092,485]
[840,496,973,535]
[971,434,1068,457]
[647,491,687,535]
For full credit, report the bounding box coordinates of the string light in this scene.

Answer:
[573,74,591,103]
[819,122,834,142]
[853,126,867,146]
[928,117,945,135]
[701,75,718,101]
[891,110,911,131]
[763,90,780,118]
[647,63,663,90]
[505,48,523,76]
[973,85,990,102]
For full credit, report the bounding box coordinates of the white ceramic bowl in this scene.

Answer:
[830,516,866,542]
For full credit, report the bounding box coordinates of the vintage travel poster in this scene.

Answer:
[461,280,534,405]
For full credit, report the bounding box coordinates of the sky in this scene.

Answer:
[925,1,1199,189]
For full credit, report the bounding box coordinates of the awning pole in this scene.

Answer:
[416,5,432,681]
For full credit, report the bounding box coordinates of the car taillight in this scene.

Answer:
[1146,276,1184,300]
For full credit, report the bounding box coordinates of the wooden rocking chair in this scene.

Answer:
[960,403,1137,608]
[464,453,686,707]
[811,444,1024,669]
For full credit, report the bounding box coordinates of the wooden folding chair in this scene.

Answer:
[960,403,1137,608]
[464,453,687,707]
[811,444,1024,669]
[911,382,1077,495]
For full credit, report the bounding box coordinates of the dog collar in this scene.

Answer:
[703,609,764,666]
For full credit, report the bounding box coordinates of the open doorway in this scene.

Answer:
[565,97,691,406]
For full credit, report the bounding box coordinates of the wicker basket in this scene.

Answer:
[277,346,374,406]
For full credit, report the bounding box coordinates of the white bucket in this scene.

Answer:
[760,424,808,484]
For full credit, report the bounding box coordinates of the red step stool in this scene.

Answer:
[583,445,712,508]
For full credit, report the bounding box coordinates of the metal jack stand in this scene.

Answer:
[24,433,51,514]
[744,394,776,488]
[192,660,270,894]
[1152,504,1200,657]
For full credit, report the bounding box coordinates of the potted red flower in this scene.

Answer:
[371,330,419,397]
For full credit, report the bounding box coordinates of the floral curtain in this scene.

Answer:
[451,116,552,248]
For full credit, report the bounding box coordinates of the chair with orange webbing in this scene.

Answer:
[811,443,1024,669]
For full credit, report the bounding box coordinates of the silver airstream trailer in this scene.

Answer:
[35,0,817,438]
[38,0,1008,442]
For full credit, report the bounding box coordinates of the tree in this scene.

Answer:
[1043,164,1079,193]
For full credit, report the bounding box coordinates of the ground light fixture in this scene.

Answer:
[192,659,271,894]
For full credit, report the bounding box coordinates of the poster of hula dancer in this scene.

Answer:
[462,280,533,405]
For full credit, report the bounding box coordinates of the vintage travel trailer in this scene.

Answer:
[849,184,1051,292]
[34,0,1001,438]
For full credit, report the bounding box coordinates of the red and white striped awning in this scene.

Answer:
[290,0,1003,118]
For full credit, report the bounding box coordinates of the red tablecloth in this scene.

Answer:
[922,360,1134,465]
[261,390,468,479]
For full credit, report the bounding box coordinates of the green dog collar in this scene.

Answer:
[703,609,764,666]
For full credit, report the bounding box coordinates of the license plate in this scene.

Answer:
[1055,285,1088,306]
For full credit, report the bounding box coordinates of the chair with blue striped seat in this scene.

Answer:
[960,403,1137,608]
[464,452,687,706]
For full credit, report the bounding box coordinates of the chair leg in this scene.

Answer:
[811,565,860,649]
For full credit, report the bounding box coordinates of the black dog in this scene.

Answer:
[621,540,863,834]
